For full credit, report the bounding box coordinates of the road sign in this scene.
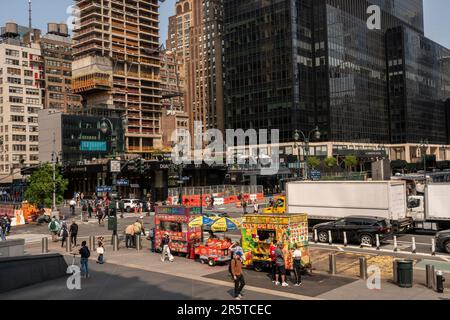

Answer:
[310,170,322,181]
[96,186,113,193]
[110,160,121,173]
[117,179,129,186]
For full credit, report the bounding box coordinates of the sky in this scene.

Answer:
[0,0,449,48]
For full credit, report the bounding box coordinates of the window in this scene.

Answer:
[7,67,21,76]
[22,51,28,58]
[25,98,40,105]
[24,79,33,86]
[9,87,23,94]
[29,145,39,152]
[7,77,21,84]
[9,97,23,103]
[11,115,24,122]
[11,106,24,113]
[26,88,40,96]
[5,58,19,65]
[28,117,38,124]
[13,145,26,152]
[30,155,39,161]
[24,70,33,77]
[5,49,19,57]
[12,135,26,142]
[29,135,39,142]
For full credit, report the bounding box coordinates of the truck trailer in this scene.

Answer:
[286,181,412,231]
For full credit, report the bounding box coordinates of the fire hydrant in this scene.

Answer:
[436,270,445,293]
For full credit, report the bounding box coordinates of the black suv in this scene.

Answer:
[313,216,392,246]
[435,230,450,254]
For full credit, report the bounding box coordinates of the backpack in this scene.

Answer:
[50,221,56,230]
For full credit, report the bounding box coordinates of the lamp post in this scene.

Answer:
[171,142,184,205]
[419,139,429,183]
[293,126,321,180]
[100,116,127,242]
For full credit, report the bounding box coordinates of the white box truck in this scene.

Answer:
[286,181,412,231]
[408,183,450,231]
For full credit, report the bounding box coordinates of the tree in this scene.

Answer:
[344,155,358,172]
[24,163,68,208]
[324,157,338,169]
[307,156,321,169]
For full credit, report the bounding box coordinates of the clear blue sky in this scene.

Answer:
[0,0,449,48]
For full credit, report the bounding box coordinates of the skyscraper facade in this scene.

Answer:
[224,0,450,145]
[72,0,161,155]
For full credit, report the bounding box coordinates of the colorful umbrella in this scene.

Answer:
[188,216,216,228]
[210,217,241,232]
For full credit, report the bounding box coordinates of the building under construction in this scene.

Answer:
[72,0,162,156]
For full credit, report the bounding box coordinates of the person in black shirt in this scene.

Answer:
[79,241,90,278]
[69,220,79,247]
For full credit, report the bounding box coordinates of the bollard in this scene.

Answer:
[431,238,436,256]
[436,270,445,293]
[89,236,96,251]
[412,237,416,254]
[359,257,368,280]
[65,236,72,253]
[41,237,48,254]
[376,234,380,250]
[329,253,337,275]
[328,230,333,245]
[393,236,398,252]
[426,265,435,289]
[136,234,142,251]
[314,229,318,244]
[343,232,348,247]
[113,234,119,251]
[393,259,398,284]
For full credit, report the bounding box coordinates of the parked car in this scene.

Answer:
[121,199,141,212]
[435,230,450,254]
[313,216,392,246]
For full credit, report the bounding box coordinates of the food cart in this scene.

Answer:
[241,214,310,271]
[194,238,232,266]
[154,206,202,256]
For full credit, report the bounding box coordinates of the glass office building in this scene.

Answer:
[387,27,450,144]
[224,0,450,144]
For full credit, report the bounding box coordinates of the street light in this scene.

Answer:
[171,141,184,205]
[293,126,321,180]
[99,116,127,242]
[419,139,429,183]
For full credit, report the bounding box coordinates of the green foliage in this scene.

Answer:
[24,163,68,208]
[307,156,321,169]
[324,157,338,168]
[344,155,358,171]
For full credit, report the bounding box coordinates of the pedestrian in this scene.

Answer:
[79,241,90,278]
[60,222,69,248]
[210,194,215,209]
[81,200,88,221]
[87,201,93,219]
[69,220,78,247]
[241,198,247,214]
[292,243,303,286]
[253,200,259,214]
[274,243,288,287]
[119,199,125,218]
[96,238,105,264]
[229,241,243,275]
[269,240,278,283]
[161,232,174,262]
[133,219,145,247]
[146,200,152,215]
[96,204,103,225]
[0,216,7,241]
[48,216,61,242]
[231,251,245,300]
[148,227,155,252]
[69,198,76,216]
[5,215,11,235]
[125,224,135,248]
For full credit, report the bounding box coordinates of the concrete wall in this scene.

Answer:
[0,239,24,258]
[38,109,62,163]
[0,253,68,294]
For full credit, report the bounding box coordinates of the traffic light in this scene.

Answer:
[137,158,145,174]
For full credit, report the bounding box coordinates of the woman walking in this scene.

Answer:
[292,244,303,286]
[60,222,69,248]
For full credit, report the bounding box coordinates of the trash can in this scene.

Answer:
[397,260,414,288]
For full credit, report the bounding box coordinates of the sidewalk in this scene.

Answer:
[22,240,450,300]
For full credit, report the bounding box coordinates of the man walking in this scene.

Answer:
[69,220,79,247]
[48,216,61,242]
[231,251,245,299]
[69,198,76,216]
[161,233,173,262]
[0,216,7,241]
[79,241,91,278]
[274,243,289,287]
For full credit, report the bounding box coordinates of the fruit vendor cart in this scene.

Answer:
[154,206,202,256]
[194,238,232,266]
[241,214,310,272]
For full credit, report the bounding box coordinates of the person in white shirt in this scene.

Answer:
[292,244,303,286]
